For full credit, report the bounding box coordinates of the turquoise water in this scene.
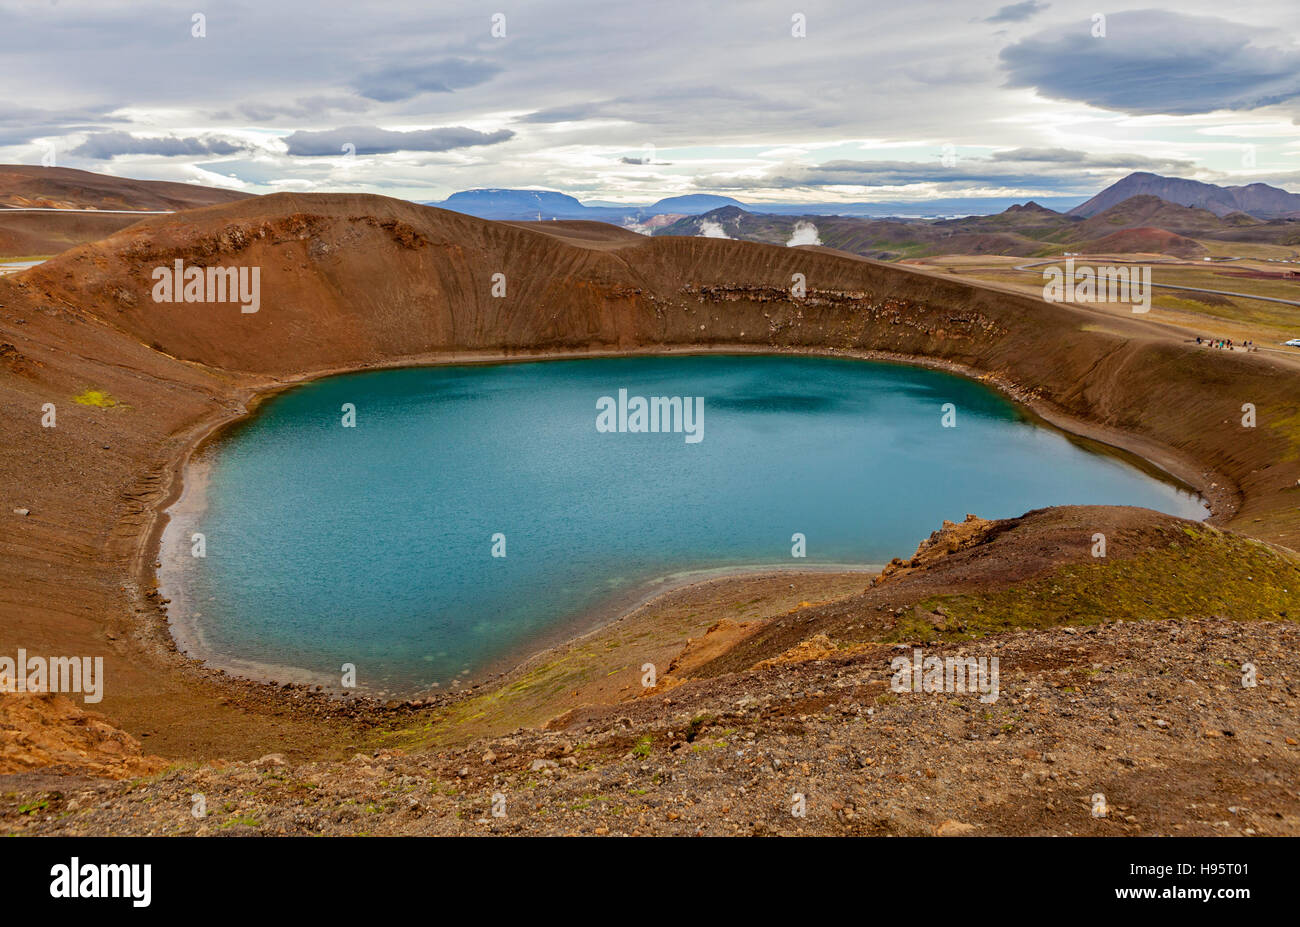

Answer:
[162,354,1203,693]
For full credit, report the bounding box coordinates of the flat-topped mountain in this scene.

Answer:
[428,189,745,222]
[434,188,602,221]
[644,193,745,212]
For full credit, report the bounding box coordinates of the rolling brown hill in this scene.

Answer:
[1077,226,1208,259]
[1056,194,1300,250]
[0,165,255,258]
[0,209,144,257]
[1054,195,1226,240]
[0,165,252,211]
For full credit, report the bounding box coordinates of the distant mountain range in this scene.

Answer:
[650,191,1300,261]
[425,189,1088,222]
[430,189,746,222]
[1069,172,1300,220]
[429,173,1300,234]
[3,166,1297,265]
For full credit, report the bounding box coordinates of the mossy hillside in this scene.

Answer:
[371,606,714,754]
[372,573,869,753]
[887,525,1299,643]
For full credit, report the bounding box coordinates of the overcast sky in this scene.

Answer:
[3,0,1299,204]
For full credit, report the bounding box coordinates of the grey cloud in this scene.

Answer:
[517,104,598,125]
[712,151,1193,195]
[1001,11,1300,115]
[283,125,514,156]
[985,2,1048,24]
[71,131,253,159]
[519,86,807,127]
[351,58,501,102]
[989,147,1097,163]
[989,148,1195,170]
[0,103,128,147]
[764,159,1071,188]
[1237,170,1300,188]
[231,96,372,123]
[5,0,1296,206]
[520,103,602,125]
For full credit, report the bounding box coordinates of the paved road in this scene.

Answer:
[930,257,1300,363]
[1012,259,1300,308]
[0,206,173,215]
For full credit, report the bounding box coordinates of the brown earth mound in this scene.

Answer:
[0,694,166,778]
[499,219,648,249]
[0,165,252,211]
[0,210,144,257]
[1079,226,1208,259]
[874,513,999,584]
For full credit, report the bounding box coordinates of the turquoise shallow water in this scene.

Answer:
[161,354,1203,693]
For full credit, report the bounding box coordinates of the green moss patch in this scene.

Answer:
[72,389,120,408]
[888,526,1298,643]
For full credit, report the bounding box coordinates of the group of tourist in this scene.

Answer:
[1195,336,1256,351]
